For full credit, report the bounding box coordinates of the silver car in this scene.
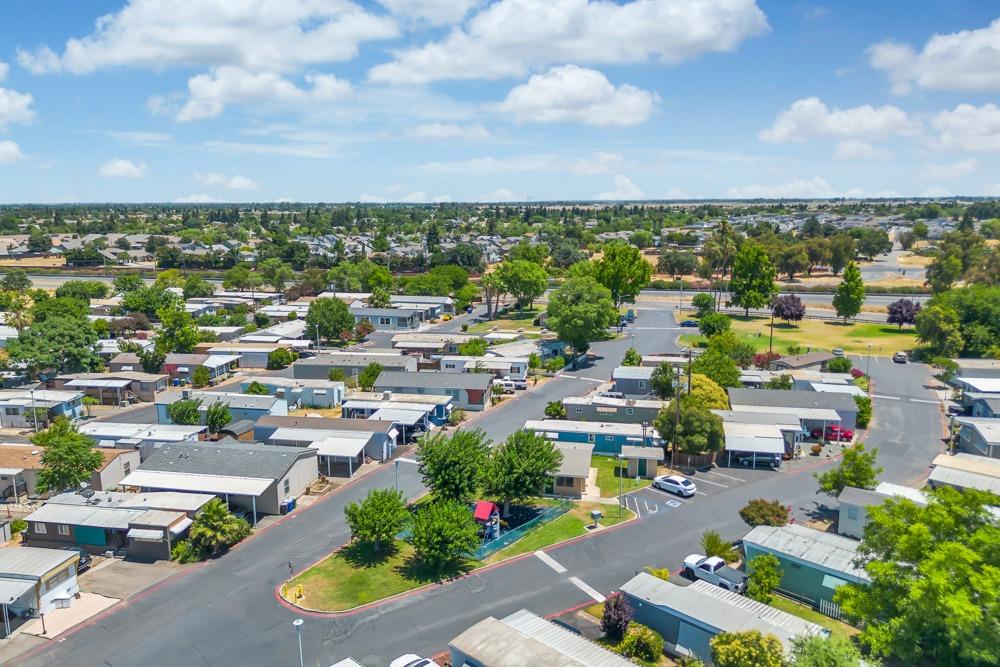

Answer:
[653,475,697,497]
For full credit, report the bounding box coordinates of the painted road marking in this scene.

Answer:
[665,499,682,508]
[694,477,728,488]
[580,377,607,383]
[871,394,901,400]
[561,374,578,379]
[534,550,567,574]
[645,500,658,513]
[705,470,745,482]
[694,490,709,496]
[909,398,939,404]
[570,577,606,603]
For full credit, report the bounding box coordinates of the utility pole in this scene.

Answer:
[314,324,321,354]
[672,365,681,468]
[768,310,775,353]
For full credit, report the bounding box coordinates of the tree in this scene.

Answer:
[622,347,642,366]
[344,488,409,552]
[258,258,294,292]
[814,443,882,496]
[681,373,728,409]
[55,280,110,303]
[835,486,1000,665]
[659,250,698,279]
[32,418,103,494]
[778,244,810,280]
[926,253,963,294]
[763,374,792,390]
[328,368,347,382]
[267,348,297,370]
[416,430,489,502]
[245,381,269,395]
[81,395,99,418]
[358,362,382,391]
[772,294,805,323]
[789,635,863,667]
[223,264,262,292]
[690,348,740,387]
[730,243,777,316]
[700,529,738,562]
[619,625,664,662]
[306,297,354,344]
[828,234,855,276]
[546,277,617,356]
[746,554,782,604]
[654,405,724,457]
[753,350,781,370]
[458,338,488,357]
[593,241,652,308]
[113,274,145,296]
[544,401,567,418]
[182,275,216,299]
[189,498,251,556]
[191,366,212,388]
[205,401,231,433]
[1,268,32,292]
[410,499,480,569]
[739,499,790,527]
[650,363,675,399]
[698,312,731,338]
[496,260,548,313]
[832,261,865,323]
[167,398,202,425]
[8,315,102,377]
[354,319,375,340]
[139,349,165,374]
[915,304,963,357]
[154,302,201,355]
[481,430,562,516]
[691,292,715,317]
[600,591,633,641]
[480,271,506,320]
[368,285,391,308]
[826,356,853,373]
[710,631,784,667]
[121,286,179,319]
[886,298,921,330]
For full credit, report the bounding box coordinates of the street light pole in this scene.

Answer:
[292,618,304,667]
[314,324,321,354]
[866,344,872,381]
[618,454,623,518]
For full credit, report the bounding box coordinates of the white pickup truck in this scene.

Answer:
[683,555,748,593]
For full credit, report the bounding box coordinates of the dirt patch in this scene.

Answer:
[0,257,66,267]
[80,558,182,600]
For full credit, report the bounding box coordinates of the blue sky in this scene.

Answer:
[0,0,999,203]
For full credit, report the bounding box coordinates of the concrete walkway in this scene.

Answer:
[19,593,119,640]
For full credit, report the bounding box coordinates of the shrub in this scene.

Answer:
[752,350,781,370]
[810,443,824,455]
[854,395,872,428]
[545,356,566,373]
[700,530,737,562]
[448,409,466,426]
[644,566,670,581]
[691,292,715,317]
[739,499,790,527]
[763,374,792,390]
[267,348,297,370]
[461,323,469,332]
[544,401,567,419]
[849,367,865,379]
[618,625,664,662]
[600,591,633,641]
[786,344,802,355]
[826,356,852,373]
[11,518,26,534]
[171,539,207,564]
[191,366,211,388]
[698,312,731,338]
[747,553,782,604]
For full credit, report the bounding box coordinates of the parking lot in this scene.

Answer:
[620,465,778,517]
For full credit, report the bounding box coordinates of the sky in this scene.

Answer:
[0,0,999,204]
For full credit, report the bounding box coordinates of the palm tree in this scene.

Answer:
[7,294,34,332]
[189,498,250,555]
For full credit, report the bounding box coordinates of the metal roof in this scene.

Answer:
[257,415,394,433]
[368,408,425,426]
[931,452,1000,478]
[809,383,867,397]
[563,396,667,410]
[64,378,133,389]
[723,422,786,439]
[728,405,842,421]
[724,435,785,455]
[0,546,77,578]
[0,577,35,604]
[501,609,636,667]
[120,470,274,496]
[955,417,1000,445]
[524,419,652,436]
[25,503,146,530]
[202,354,240,369]
[712,410,802,427]
[929,464,1000,494]
[127,528,165,541]
[310,435,371,458]
[554,442,594,478]
[612,366,654,380]
[956,378,1000,393]
[375,370,493,390]
[79,422,206,441]
[836,486,887,508]
[874,481,929,505]
[139,440,314,480]
[728,388,858,413]
[743,524,869,582]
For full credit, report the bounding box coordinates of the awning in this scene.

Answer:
[127,528,165,541]
[821,574,850,589]
[120,470,273,496]
[169,517,193,535]
[310,435,370,458]
[724,435,786,455]
[0,467,24,476]
[0,577,33,605]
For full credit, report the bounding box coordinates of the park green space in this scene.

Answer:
[593,455,653,497]
[288,501,634,611]
[467,308,543,334]
[768,595,859,641]
[678,313,917,356]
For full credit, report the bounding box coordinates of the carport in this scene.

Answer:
[0,578,33,638]
[310,434,370,478]
[64,377,131,406]
[119,470,271,525]
[0,467,27,503]
[368,408,427,443]
[729,405,841,443]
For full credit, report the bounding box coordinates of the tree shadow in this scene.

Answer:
[395,554,473,584]
[772,323,799,330]
[340,540,399,569]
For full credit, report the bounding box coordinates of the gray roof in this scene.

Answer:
[220,419,255,435]
[955,417,1000,445]
[728,388,859,413]
[743,524,869,582]
[772,351,835,368]
[255,415,393,434]
[295,353,413,369]
[837,486,887,508]
[0,546,77,578]
[612,366,654,380]
[155,390,280,411]
[554,442,594,478]
[350,307,421,317]
[140,441,314,481]
[375,370,493,391]
[711,410,802,427]
[620,445,664,461]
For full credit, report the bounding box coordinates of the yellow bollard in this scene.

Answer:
[282,584,287,599]
[296,584,304,601]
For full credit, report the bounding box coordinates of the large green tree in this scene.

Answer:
[835,486,1000,666]
[832,261,866,323]
[814,443,882,496]
[306,297,355,344]
[205,401,232,433]
[729,242,777,316]
[546,277,617,356]
[915,303,964,357]
[8,315,102,377]
[481,430,562,516]
[746,553,782,604]
[154,302,202,355]
[416,429,490,502]
[410,499,480,569]
[593,241,652,308]
[344,488,409,552]
[496,260,548,313]
[654,404,724,457]
[258,258,295,292]
[358,361,383,391]
[690,347,741,388]
[167,398,202,425]
[32,418,104,494]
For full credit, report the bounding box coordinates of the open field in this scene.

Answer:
[468,308,543,334]
[896,252,933,267]
[593,454,653,497]
[0,256,66,267]
[483,502,634,563]
[678,314,918,355]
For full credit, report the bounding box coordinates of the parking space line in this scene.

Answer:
[569,577,606,603]
[534,550,567,574]
[631,496,641,518]
[909,398,938,404]
[693,477,728,488]
[705,470,745,482]
[694,491,708,496]
[871,394,900,400]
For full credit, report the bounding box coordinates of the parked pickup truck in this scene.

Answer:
[683,555,747,593]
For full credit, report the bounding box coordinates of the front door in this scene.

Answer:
[638,459,647,476]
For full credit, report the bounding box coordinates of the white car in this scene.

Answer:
[389,656,441,667]
[492,379,516,394]
[653,475,697,497]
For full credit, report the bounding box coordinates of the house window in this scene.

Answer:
[123,461,131,475]
[638,380,646,389]
[605,435,614,441]
[575,408,583,414]
[34,523,47,534]
[283,479,290,494]
[555,476,574,487]
[587,434,595,443]
[847,507,858,520]
[122,365,134,371]
[625,408,634,415]
[379,317,391,325]
[4,408,17,416]
[58,524,70,536]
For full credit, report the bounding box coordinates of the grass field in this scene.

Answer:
[768,595,860,641]
[468,308,543,334]
[593,454,653,497]
[484,502,634,563]
[678,314,917,356]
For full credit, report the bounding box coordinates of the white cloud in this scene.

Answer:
[195,172,260,190]
[726,177,864,199]
[833,139,891,160]
[377,0,480,26]
[930,103,1000,152]
[759,97,919,143]
[869,19,1000,94]
[0,87,35,130]
[597,174,644,200]
[175,193,223,203]
[361,185,451,203]
[921,186,951,198]
[922,158,978,179]
[410,122,491,140]
[0,140,25,164]
[497,65,657,127]
[483,188,520,201]
[569,151,624,175]
[106,130,173,145]
[984,183,1000,197]
[417,155,553,173]
[0,61,8,81]
[17,0,398,75]
[202,140,338,158]
[369,0,769,84]
[169,66,352,121]
[98,158,148,178]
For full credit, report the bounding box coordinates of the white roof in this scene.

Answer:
[744,524,869,582]
[957,377,1000,393]
[955,417,1000,445]
[612,366,654,380]
[724,435,786,455]
[0,467,24,475]
[809,383,867,397]
[310,434,370,458]
[500,609,636,667]
[0,577,35,604]
[0,546,77,579]
[343,400,435,415]
[64,378,132,389]
[523,419,653,437]
[127,528,164,541]
[119,470,273,497]
[203,354,241,369]
[723,422,786,439]
[269,427,343,443]
[729,405,842,421]
[368,408,425,426]
[874,481,929,505]
[79,422,206,442]
[170,517,193,534]
[25,503,147,530]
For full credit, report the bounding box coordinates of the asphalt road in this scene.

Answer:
[18,298,946,667]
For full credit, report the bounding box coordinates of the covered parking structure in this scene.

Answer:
[368,407,428,443]
[728,405,842,440]
[64,377,132,405]
[722,422,788,468]
[118,470,271,525]
[310,433,370,478]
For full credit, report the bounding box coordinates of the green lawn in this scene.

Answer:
[678,313,917,356]
[468,308,543,334]
[767,595,860,641]
[593,454,653,497]
[484,502,634,563]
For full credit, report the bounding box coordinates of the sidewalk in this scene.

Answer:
[19,593,119,640]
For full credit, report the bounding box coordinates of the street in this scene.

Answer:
[17,297,946,667]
